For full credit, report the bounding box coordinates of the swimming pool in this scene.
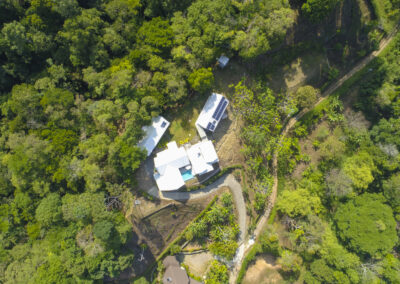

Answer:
[181,169,195,181]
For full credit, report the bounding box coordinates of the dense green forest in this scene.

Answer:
[0,0,399,283]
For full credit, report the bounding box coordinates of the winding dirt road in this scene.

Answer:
[229,25,399,284]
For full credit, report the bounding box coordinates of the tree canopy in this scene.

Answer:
[302,0,343,22]
[277,188,323,218]
[334,193,397,258]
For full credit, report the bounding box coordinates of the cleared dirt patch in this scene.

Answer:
[242,255,283,284]
[214,60,250,95]
[183,252,214,278]
[212,106,245,167]
[133,200,207,255]
[268,52,327,92]
[129,197,169,220]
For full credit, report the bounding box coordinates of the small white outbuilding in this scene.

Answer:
[218,55,230,68]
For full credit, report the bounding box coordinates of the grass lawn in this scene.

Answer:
[162,93,209,145]
[159,62,241,148]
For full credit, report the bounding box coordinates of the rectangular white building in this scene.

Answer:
[196,93,229,132]
[138,116,170,157]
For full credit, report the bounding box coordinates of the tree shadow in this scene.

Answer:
[108,231,156,283]
[209,113,233,145]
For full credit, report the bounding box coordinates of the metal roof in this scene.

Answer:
[196,93,229,132]
[138,116,170,156]
[218,55,230,68]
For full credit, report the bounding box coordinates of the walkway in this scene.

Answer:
[229,24,399,283]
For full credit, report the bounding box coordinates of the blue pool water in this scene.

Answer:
[181,170,195,181]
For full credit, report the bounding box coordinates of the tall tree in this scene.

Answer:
[334,193,397,258]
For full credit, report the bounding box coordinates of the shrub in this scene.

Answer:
[294,85,319,109]
[209,240,238,260]
[205,260,229,284]
[93,220,114,242]
[169,244,182,255]
[316,126,329,141]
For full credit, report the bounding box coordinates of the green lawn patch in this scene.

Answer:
[163,93,209,144]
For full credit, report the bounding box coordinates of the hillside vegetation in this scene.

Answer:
[269,32,400,283]
[0,0,399,283]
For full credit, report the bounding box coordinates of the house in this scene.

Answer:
[163,256,202,284]
[138,116,170,157]
[187,140,219,176]
[153,140,219,192]
[196,93,229,132]
[154,141,191,191]
[152,94,227,192]
[217,55,230,68]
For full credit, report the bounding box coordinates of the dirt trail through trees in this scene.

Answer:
[229,24,399,284]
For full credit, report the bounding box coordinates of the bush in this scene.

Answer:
[316,126,329,141]
[209,240,238,260]
[254,191,268,213]
[294,85,319,109]
[302,0,342,22]
[205,260,229,284]
[133,277,149,284]
[93,220,114,242]
[259,229,281,256]
[312,140,320,149]
[188,67,214,93]
[277,250,303,275]
[294,124,308,138]
[169,244,182,255]
[328,67,340,81]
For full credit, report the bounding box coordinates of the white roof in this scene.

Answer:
[153,140,219,191]
[154,166,185,191]
[218,56,229,68]
[196,93,229,132]
[187,140,218,175]
[154,141,190,176]
[138,116,170,156]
